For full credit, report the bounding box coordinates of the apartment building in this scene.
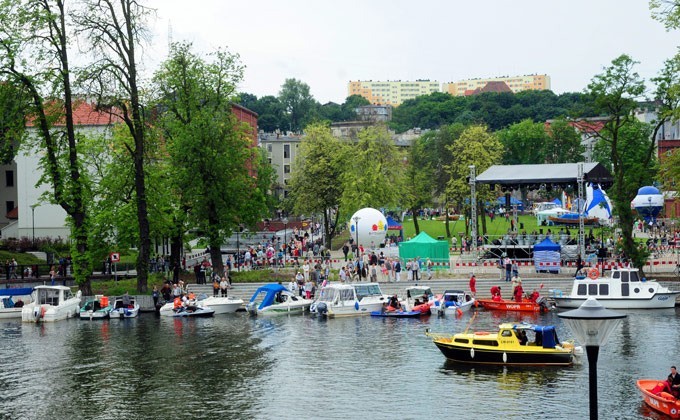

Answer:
[347,80,440,106]
[443,74,551,96]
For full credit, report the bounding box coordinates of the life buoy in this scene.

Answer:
[588,268,599,280]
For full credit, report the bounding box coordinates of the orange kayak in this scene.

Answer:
[477,298,548,313]
[637,379,680,418]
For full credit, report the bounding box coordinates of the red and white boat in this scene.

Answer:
[637,379,680,418]
[477,298,549,313]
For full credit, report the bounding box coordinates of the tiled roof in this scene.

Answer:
[27,100,123,127]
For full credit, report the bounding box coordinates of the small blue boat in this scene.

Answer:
[370,310,422,318]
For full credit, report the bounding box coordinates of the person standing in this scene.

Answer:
[212,276,220,297]
[220,277,230,297]
[302,260,310,282]
[152,286,160,307]
[469,274,477,297]
[394,259,402,282]
[504,257,512,282]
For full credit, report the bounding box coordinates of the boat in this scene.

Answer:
[246,283,312,316]
[427,322,581,366]
[199,296,244,314]
[402,285,435,314]
[636,379,680,418]
[548,213,600,226]
[21,285,82,322]
[110,295,140,319]
[79,295,114,320]
[477,297,549,312]
[370,309,422,318]
[159,301,215,317]
[309,283,388,317]
[430,289,476,316]
[0,287,33,319]
[552,266,680,309]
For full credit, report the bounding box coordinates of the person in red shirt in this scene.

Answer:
[469,274,477,297]
[490,285,501,301]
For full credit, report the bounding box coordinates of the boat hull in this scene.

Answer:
[22,303,80,322]
[477,299,546,312]
[201,297,243,314]
[432,340,573,366]
[251,302,310,316]
[637,379,680,418]
[0,308,24,319]
[110,305,140,318]
[554,293,679,309]
[160,307,215,317]
[370,310,421,318]
[432,300,475,315]
[312,300,385,317]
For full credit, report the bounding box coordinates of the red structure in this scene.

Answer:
[231,103,258,147]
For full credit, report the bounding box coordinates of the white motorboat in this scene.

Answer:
[552,266,680,309]
[310,283,389,317]
[246,283,312,316]
[110,295,140,318]
[0,287,33,319]
[159,301,215,317]
[402,285,436,314]
[430,289,476,315]
[199,296,243,314]
[79,295,114,320]
[21,285,82,322]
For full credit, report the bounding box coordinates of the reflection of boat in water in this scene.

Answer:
[310,283,387,317]
[0,287,33,319]
[427,322,581,366]
[636,379,680,418]
[21,286,81,322]
[431,289,475,316]
[246,284,312,316]
[552,267,680,309]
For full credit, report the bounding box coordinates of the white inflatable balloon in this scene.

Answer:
[348,208,388,249]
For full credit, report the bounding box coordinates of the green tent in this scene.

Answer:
[398,232,450,269]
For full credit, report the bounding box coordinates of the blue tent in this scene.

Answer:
[552,198,562,206]
[533,238,561,273]
[385,216,402,230]
[496,196,524,211]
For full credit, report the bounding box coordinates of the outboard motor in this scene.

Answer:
[33,306,43,321]
[246,302,257,316]
[315,302,328,317]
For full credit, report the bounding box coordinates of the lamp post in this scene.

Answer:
[352,216,361,253]
[236,227,240,272]
[647,196,653,237]
[282,217,288,266]
[558,297,626,420]
[30,204,38,248]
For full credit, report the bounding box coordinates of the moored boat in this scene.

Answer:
[79,295,114,320]
[430,289,476,316]
[200,296,244,314]
[110,294,140,319]
[548,213,600,226]
[636,379,680,418]
[246,283,312,316]
[402,285,435,314]
[552,266,680,309]
[159,301,215,317]
[477,297,549,312]
[21,286,82,322]
[370,309,421,318]
[427,322,580,366]
[0,287,33,319]
[309,283,388,317]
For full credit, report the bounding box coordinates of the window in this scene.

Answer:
[5,201,14,215]
[588,284,598,295]
[599,284,609,295]
[5,170,13,187]
[267,144,272,152]
[267,158,272,164]
[577,284,587,296]
[284,165,290,174]
[283,144,290,159]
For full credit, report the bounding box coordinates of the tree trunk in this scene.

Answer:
[208,236,224,277]
[170,233,182,283]
[412,207,420,235]
[444,198,451,238]
[480,200,488,240]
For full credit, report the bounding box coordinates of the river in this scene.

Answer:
[0,307,677,419]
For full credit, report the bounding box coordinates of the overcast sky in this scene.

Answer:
[144,0,679,104]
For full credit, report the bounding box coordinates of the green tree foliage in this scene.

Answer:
[0,0,93,293]
[659,149,680,205]
[154,42,271,275]
[544,118,585,163]
[390,90,596,133]
[340,126,405,216]
[278,78,316,132]
[288,123,349,248]
[0,80,27,164]
[585,54,654,271]
[497,119,548,165]
[403,135,434,235]
[446,125,503,236]
[650,0,680,29]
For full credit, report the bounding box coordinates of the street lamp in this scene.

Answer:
[282,217,288,266]
[30,204,38,248]
[236,227,240,272]
[647,196,653,237]
[558,297,626,420]
[352,216,361,253]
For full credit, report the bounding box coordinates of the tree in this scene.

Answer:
[278,78,315,132]
[288,122,349,248]
[544,118,585,163]
[75,0,153,292]
[340,125,406,217]
[0,79,27,164]
[403,134,434,235]
[498,119,548,165]
[0,0,93,294]
[584,55,652,271]
[154,42,270,276]
[650,0,680,29]
[446,125,503,238]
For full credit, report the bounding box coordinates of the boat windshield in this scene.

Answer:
[37,289,60,306]
[408,288,432,298]
[318,287,355,303]
[64,289,74,300]
[354,284,382,300]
